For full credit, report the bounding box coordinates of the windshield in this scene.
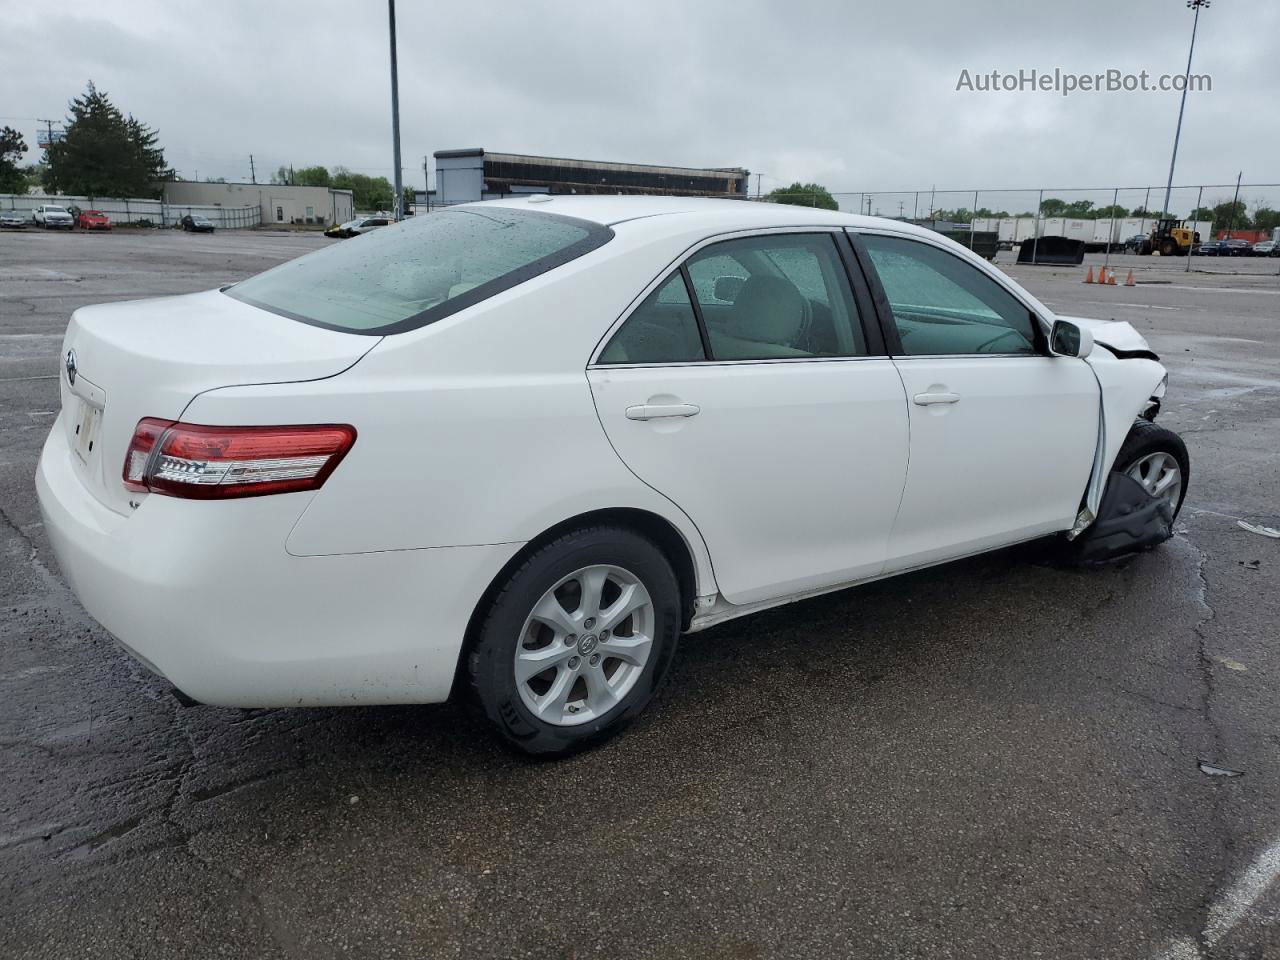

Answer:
[46,206,67,214]
[226,207,612,335]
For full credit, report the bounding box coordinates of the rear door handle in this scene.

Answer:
[625,402,701,421]
[913,392,961,406]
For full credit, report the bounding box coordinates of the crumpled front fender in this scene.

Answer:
[1070,352,1168,535]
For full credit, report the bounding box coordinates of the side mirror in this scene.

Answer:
[713,275,745,303]
[1049,319,1094,359]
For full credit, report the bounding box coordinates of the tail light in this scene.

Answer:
[123,419,356,499]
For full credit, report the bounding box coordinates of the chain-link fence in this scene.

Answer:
[761,182,1279,243]
[0,194,262,229]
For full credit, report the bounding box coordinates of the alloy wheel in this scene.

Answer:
[513,565,655,726]
[1126,451,1183,513]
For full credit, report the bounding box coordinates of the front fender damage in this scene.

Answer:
[1069,352,1168,538]
[1071,471,1174,562]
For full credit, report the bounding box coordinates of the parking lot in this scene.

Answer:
[3,227,1280,959]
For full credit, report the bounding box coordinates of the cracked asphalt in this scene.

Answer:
[2,230,1279,959]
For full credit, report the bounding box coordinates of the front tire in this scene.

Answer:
[467,526,681,757]
[1114,420,1189,519]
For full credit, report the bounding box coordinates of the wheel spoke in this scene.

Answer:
[578,567,609,618]
[599,582,648,633]
[533,667,574,720]
[531,594,577,637]
[582,666,619,713]
[515,644,574,683]
[1153,468,1180,498]
[599,633,652,667]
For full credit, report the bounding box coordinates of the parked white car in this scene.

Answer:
[36,197,1187,755]
[33,204,75,229]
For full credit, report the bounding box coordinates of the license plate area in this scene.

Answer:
[73,398,103,463]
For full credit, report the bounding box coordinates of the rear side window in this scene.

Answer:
[686,234,865,360]
[226,207,613,335]
[598,274,705,364]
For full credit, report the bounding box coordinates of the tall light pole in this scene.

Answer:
[1161,0,1209,221]
[387,0,404,219]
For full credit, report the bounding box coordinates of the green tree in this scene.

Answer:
[1252,207,1280,232]
[294,165,331,187]
[20,162,47,192]
[1190,206,1214,221]
[271,164,332,187]
[1093,204,1129,219]
[766,182,838,210]
[1039,197,1067,216]
[43,82,168,197]
[0,126,27,193]
[331,166,395,211]
[1210,198,1251,231]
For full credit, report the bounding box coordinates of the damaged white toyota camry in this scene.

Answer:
[37,197,1188,755]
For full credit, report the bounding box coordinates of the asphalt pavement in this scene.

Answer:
[2,228,1279,959]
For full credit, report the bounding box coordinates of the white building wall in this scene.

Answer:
[159,182,353,226]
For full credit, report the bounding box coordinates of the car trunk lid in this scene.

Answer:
[58,288,379,515]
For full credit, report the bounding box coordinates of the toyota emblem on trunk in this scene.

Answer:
[65,349,77,386]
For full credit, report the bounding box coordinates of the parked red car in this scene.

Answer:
[77,210,111,231]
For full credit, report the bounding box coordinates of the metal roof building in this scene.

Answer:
[432,149,749,206]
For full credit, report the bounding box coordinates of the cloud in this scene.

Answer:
[7,0,1278,210]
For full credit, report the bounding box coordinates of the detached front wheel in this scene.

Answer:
[468,526,681,757]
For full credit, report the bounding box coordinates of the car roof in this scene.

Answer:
[460,194,941,240]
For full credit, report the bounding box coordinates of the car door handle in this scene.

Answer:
[913,391,961,406]
[625,402,701,421]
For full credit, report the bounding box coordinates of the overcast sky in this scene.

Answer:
[5,0,1278,214]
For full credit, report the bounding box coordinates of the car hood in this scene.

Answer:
[1057,315,1153,355]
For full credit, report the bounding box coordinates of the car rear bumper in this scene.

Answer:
[36,419,522,707]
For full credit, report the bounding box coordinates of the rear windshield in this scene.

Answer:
[226,207,612,335]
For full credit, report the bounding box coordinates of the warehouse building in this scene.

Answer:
[432,149,750,206]
[157,181,354,227]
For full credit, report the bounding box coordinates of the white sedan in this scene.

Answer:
[36,197,1188,755]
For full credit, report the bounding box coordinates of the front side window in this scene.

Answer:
[687,233,864,360]
[227,207,612,334]
[859,234,1039,356]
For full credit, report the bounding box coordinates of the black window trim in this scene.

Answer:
[846,227,1052,359]
[590,227,886,368]
[224,207,615,337]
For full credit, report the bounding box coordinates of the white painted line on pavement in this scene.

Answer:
[1152,836,1280,958]
[1155,937,1201,960]
[1204,836,1280,946]
[1163,284,1280,296]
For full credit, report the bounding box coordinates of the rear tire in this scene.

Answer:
[1160,239,1177,257]
[467,525,681,757]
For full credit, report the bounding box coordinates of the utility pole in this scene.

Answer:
[36,118,57,149]
[1161,0,1210,223]
[388,0,404,220]
[1225,170,1242,238]
[249,154,256,184]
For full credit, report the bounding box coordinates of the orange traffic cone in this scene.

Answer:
[1124,270,1136,287]
[1107,269,1118,285]
[1083,266,1094,284]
